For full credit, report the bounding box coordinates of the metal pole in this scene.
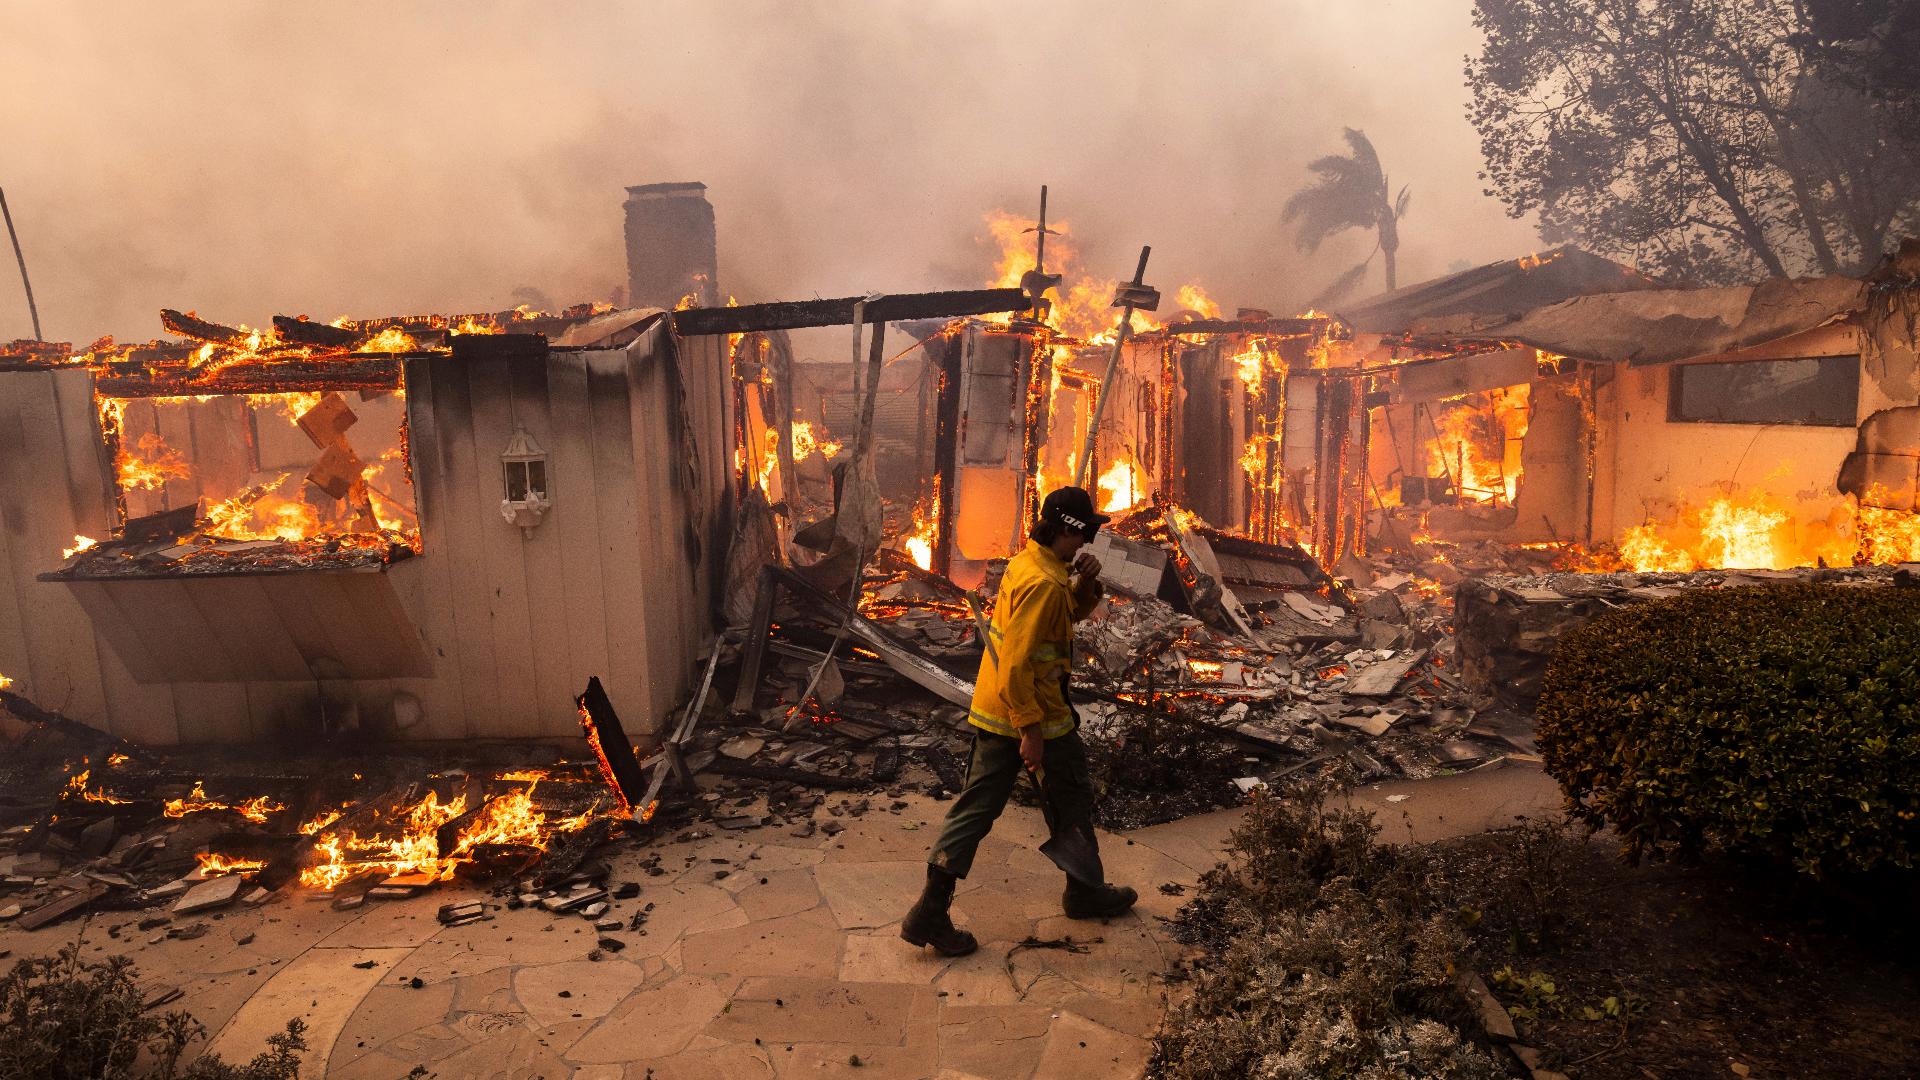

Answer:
[1073,246,1151,489]
[0,188,43,341]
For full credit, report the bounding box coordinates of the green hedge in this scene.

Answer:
[1537,583,1920,877]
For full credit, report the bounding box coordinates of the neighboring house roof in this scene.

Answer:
[1425,275,1867,366]
[1336,246,1661,334]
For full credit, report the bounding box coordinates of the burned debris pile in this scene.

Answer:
[0,700,619,936]
[695,497,1549,832]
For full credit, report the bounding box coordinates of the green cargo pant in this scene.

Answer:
[928,727,1100,880]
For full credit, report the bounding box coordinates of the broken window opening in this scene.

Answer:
[1668,355,1858,427]
[67,385,422,577]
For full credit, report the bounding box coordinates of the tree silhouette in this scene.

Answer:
[1283,128,1412,301]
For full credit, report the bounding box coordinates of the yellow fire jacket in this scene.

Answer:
[968,541,1104,740]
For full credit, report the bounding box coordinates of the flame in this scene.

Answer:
[357,326,419,353]
[977,209,1211,344]
[1186,659,1224,679]
[902,489,940,571]
[299,808,345,835]
[790,420,842,461]
[1175,285,1223,320]
[63,768,132,805]
[1617,486,1916,572]
[0,672,11,690]
[296,778,599,890]
[63,535,98,559]
[1858,498,1920,563]
[118,431,192,491]
[164,781,284,824]
[578,700,635,819]
[1232,340,1267,397]
[1097,453,1145,514]
[107,752,129,767]
[1425,385,1529,504]
[195,853,266,877]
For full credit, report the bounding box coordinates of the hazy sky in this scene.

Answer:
[0,1,1539,345]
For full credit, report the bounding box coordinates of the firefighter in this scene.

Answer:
[901,486,1138,956]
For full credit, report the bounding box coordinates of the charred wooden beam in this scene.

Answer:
[0,339,73,370]
[576,676,648,819]
[93,357,403,398]
[160,308,252,347]
[272,315,362,349]
[450,332,549,364]
[670,288,1030,337]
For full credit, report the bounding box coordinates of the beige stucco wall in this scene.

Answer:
[1591,323,1864,543]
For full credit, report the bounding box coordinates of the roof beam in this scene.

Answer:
[669,287,1029,336]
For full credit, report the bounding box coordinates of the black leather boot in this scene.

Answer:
[901,865,978,956]
[1063,879,1138,919]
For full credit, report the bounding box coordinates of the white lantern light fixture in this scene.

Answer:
[500,427,551,538]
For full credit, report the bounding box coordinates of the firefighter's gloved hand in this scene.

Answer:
[1019,727,1044,771]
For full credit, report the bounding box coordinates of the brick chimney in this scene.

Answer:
[623,182,718,310]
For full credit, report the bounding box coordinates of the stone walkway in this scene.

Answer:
[3,763,1562,1079]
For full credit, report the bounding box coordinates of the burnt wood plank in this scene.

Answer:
[670,288,1028,336]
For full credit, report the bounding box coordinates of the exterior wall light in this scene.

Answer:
[500,428,551,538]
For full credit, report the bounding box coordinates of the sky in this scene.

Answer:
[0,1,1540,346]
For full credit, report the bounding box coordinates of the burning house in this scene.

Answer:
[1337,242,1920,571]
[0,307,733,745]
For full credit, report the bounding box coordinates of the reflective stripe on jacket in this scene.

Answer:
[968,541,1104,739]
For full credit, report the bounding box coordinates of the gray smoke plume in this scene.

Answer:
[0,0,1538,344]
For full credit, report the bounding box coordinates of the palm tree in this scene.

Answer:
[1283,128,1411,302]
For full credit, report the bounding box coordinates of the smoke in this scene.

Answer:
[0,0,1537,345]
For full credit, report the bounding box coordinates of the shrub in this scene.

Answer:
[1536,583,1920,877]
[0,944,306,1080]
[1149,778,1506,1079]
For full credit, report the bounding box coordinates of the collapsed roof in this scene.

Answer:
[1416,274,1869,366]
[1336,246,1661,335]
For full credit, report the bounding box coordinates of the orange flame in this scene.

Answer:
[195,853,266,877]
[117,431,191,491]
[164,781,283,824]
[902,489,940,571]
[1097,453,1145,514]
[1617,486,1916,572]
[1425,385,1529,504]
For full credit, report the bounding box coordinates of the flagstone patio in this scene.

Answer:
[1,763,1561,1079]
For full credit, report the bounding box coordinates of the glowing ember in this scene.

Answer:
[164,781,284,824]
[0,672,12,690]
[62,535,98,559]
[1186,659,1224,679]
